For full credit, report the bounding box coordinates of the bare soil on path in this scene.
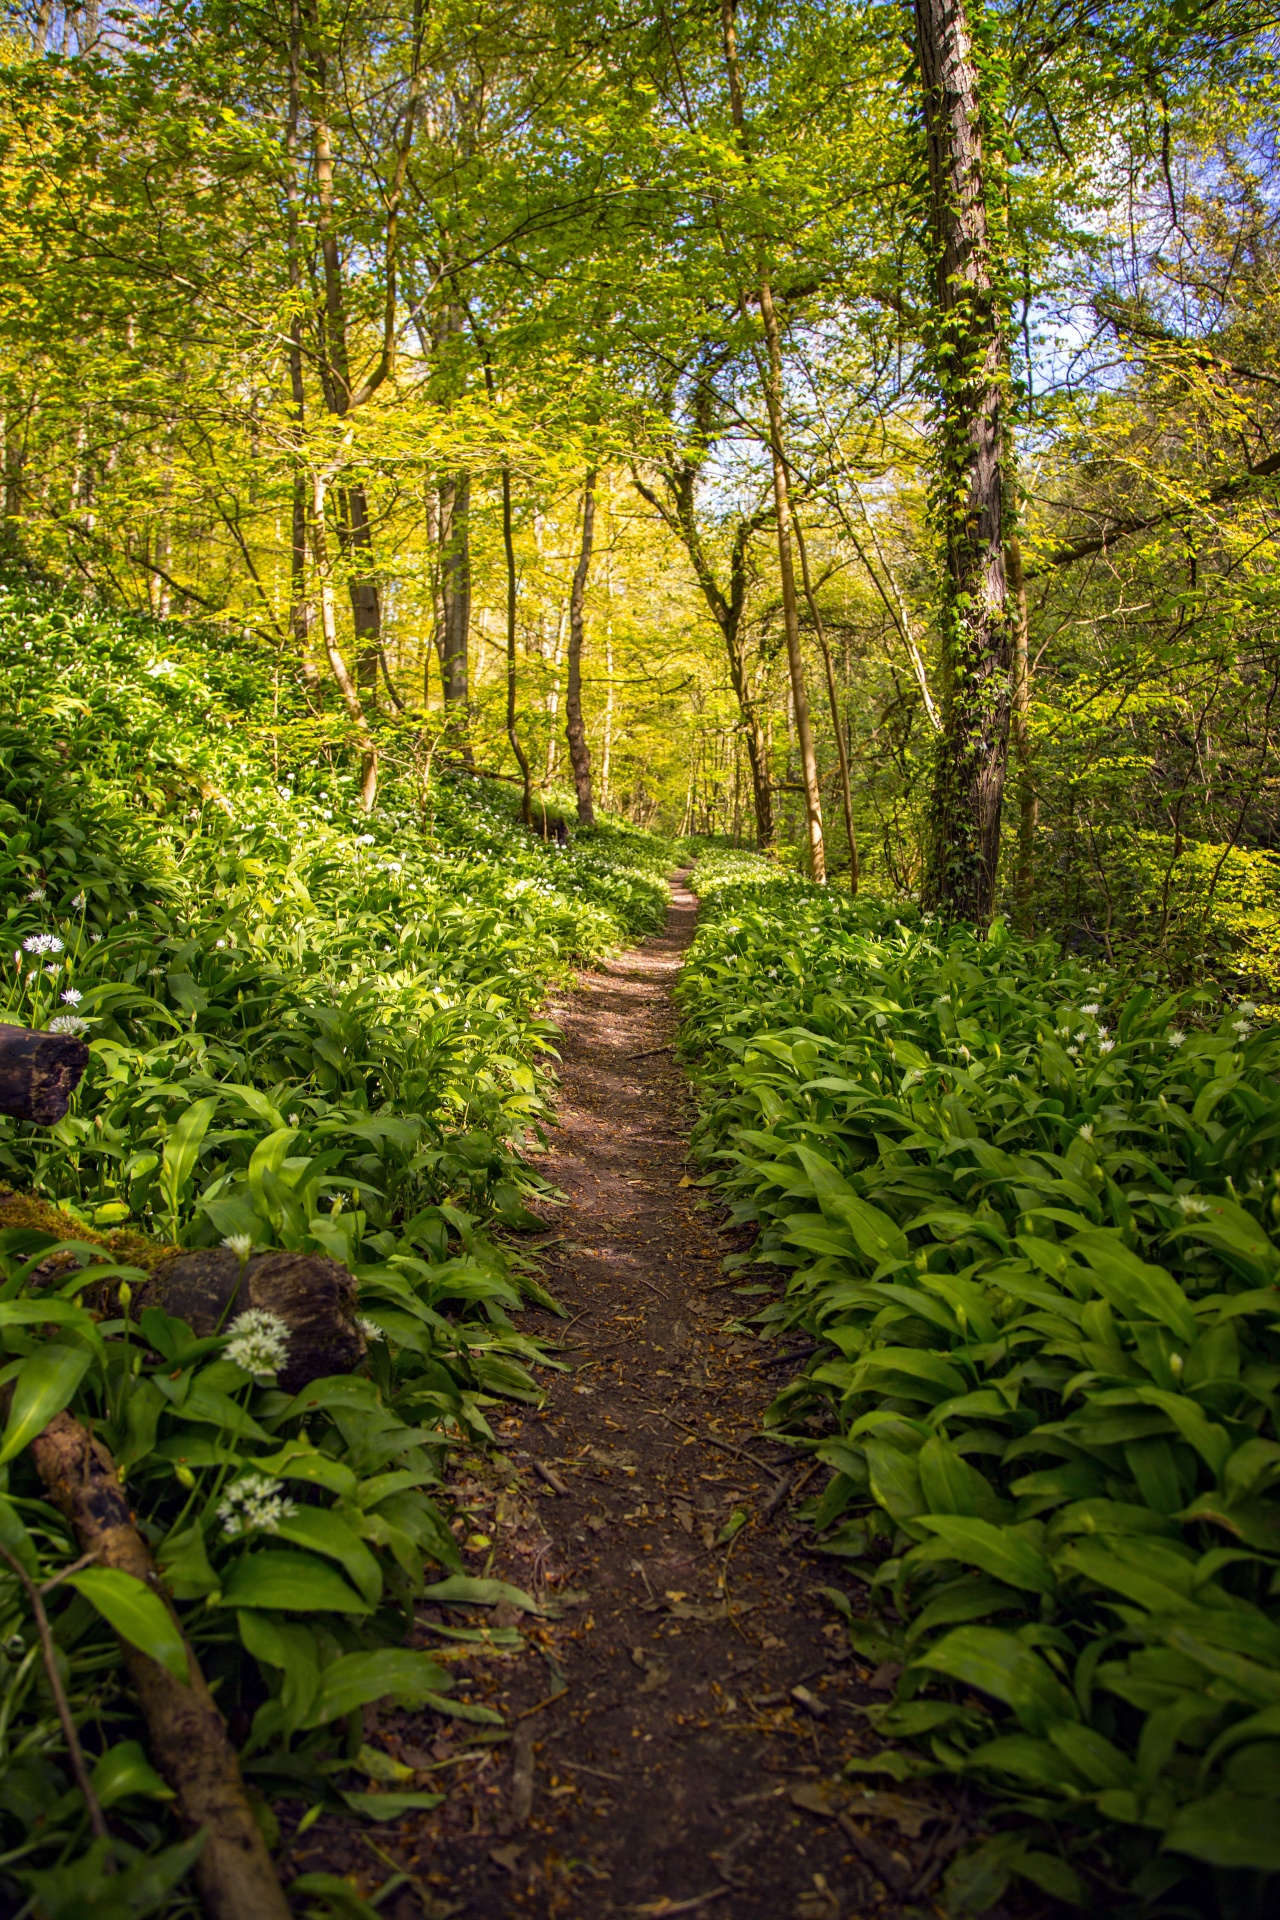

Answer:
[289,877,965,1920]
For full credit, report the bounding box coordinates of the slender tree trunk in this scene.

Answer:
[501,466,532,826]
[565,468,597,826]
[1008,530,1037,925]
[795,514,858,892]
[308,46,385,714]
[313,471,377,812]
[913,0,1013,922]
[438,471,471,735]
[720,0,822,879]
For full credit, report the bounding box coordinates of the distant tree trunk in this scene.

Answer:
[313,470,377,812]
[794,514,858,891]
[341,483,382,700]
[501,466,533,826]
[565,468,597,826]
[283,3,316,688]
[913,0,1014,922]
[719,0,822,880]
[437,471,471,736]
[1008,530,1037,925]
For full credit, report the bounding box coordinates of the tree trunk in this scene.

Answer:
[438,472,471,732]
[913,0,1013,922]
[719,0,821,878]
[342,483,382,701]
[313,470,377,811]
[1008,530,1037,926]
[565,468,597,826]
[502,466,533,826]
[794,515,858,891]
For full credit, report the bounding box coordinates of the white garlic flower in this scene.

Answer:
[222,1233,255,1262]
[1080,1002,1100,1016]
[356,1315,384,1342]
[71,893,86,910]
[61,989,81,1005]
[216,1472,297,1539]
[1066,1045,1079,1058]
[1074,1029,1089,1045]
[23,934,63,955]
[1176,1194,1210,1219]
[1166,1029,1186,1048]
[355,834,375,846]
[1078,1123,1094,1140]
[1098,1039,1115,1053]
[48,1014,89,1036]
[25,888,46,903]
[1232,1019,1253,1040]
[224,1308,291,1379]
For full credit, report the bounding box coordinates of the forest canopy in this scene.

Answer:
[0,0,1277,979]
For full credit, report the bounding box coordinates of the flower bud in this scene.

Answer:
[174,1464,196,1489]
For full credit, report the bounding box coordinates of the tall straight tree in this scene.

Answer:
[565,467,597,825]
[719,0,824,880]
[913,0,1014,921]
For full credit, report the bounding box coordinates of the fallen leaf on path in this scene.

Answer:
[490,1844,524,1874]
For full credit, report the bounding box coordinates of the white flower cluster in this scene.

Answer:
[224,1308,291,1378]
[1166,1028,1186,1048]
[357,1315,384,1342]
[48,1014,88,1035]
[1176,1194,1211,1219]
[216,1472,297,1539]
[25,887,45,903]
[23,933,63,955]
[221,1233,255,1261]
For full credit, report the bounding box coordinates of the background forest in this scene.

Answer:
[1,0,1278,982]
[3,3,1280,1918]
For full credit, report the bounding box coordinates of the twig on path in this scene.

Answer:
[630,1889,732,1917]
[626,1043,674,1059]
[761,1458,821,1522]
[534,1461,569,1496]
[559,1758,624,1783]
[642,1407,786,1483]
[515,1687,570,1721]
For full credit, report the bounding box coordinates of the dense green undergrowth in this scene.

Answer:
[0,582,684,1916]
[678,849,1280,1920]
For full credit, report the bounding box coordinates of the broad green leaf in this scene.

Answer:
[915,1626,1079,1734]
[303,1649,454,1726]
[160,1096,219,1214]
[1163,1791,1280,1870]
[67,1568,189,1682]
[421,1574,543,1613]
[219,1549,372,1615]
[274,1508,382,1605]
[0,1345,91,1464]
[916,1515,1055,1593]
[340,1789,445,1822]
[91,1741,173,1808]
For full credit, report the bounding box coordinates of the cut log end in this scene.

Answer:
[0,1023,89,1124]
[141,1246,366,1390]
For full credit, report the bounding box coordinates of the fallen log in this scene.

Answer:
[30,1411,292,1920]
[137,1245,365,1391]
[0,1192,366,1392]
[0,1022,89,1124]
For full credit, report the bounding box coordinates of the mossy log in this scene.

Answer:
[0,1023,89,1124]
[0,1191,365,1390]
[30,1411,293,1920]
[138,1246,365,1391]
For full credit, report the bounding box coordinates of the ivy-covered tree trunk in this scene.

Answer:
[565,467,597,826]
[914,0,1014,922]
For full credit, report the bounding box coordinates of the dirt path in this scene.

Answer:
[302,879,954,1920]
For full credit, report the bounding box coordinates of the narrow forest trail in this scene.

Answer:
[313,879,960,1920]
